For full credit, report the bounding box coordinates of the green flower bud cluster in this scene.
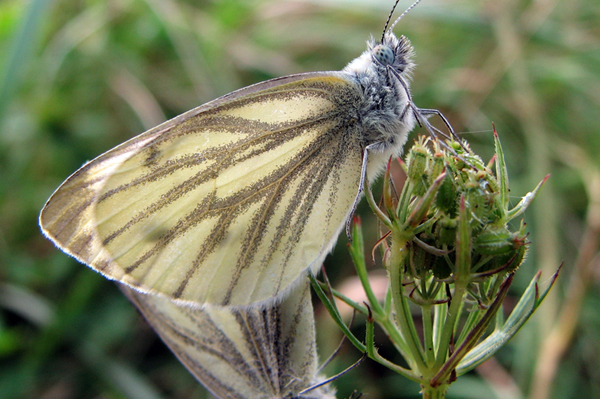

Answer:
[311,131,556,399]
[401,136,532,294]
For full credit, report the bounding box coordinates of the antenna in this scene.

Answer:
[386,0,423,37]
[381,0,402,43]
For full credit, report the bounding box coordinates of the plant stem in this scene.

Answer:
[389,228,427,373]
[434,281,467,370]
[421,383,448,399]
[422,304,436,367]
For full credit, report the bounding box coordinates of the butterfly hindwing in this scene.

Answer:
[40,73,364,306]
[122,279,335,399]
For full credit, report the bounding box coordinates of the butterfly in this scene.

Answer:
[123,278,336,399]
[39,0,451,307]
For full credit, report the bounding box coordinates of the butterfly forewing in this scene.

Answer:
[41,74,363,306]
[122,279,335,399]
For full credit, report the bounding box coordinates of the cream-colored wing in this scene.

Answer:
[40,74,363,306]
[122,279,336,399]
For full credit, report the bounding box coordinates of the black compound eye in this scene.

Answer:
[373,44,395,65]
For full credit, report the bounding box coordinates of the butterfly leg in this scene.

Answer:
[345,143,381,240]
[416,107,469,152]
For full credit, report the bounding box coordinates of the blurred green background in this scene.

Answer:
[1,0,599,398]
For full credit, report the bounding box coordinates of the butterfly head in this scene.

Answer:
[370,0,421,74]
[340,31,416,182]
[370,33,415,75]
[343,31,414,79]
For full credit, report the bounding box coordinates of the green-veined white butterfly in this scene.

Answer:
[123,278,335,399]
[39,0,450,307]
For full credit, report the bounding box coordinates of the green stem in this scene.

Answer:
[432,275,514,385]
[348,220,412,357]
[456,306,483,347]
[323,281,411,358]
[421,383,449,399]
[432,296,447,354]
[365,284,419,382]
[364,179,393,230]
[422,304,436,367]
[434,281,467,370]
[378,316,411,359]
[434,194,471,369]
[308,272,366,353]
[349,220,386,317]
[389,228,427,372]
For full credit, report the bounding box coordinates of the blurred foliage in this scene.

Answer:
[0,0,599,398]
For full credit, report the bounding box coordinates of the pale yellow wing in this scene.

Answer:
[122,279,336,399]
[40,73,363,306]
